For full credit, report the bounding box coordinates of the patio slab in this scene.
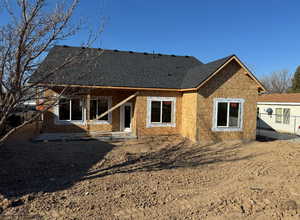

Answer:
[32,131,137,142]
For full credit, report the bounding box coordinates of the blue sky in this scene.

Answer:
[2,0,300,77]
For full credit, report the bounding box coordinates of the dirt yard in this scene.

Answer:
[0,135,299,219]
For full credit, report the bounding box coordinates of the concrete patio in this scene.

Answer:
[32,131,137,142]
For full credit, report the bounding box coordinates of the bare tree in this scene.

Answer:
[260,69,292,93]
[0,0,102,143]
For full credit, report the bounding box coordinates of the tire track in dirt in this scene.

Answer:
[114,193,210,219]
[114,164,255,219]
[4,139,300,219]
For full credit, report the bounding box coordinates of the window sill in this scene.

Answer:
[212,127,243,132]
[88,120,111,125]
[147,123,176,128]
[55,120,85,125]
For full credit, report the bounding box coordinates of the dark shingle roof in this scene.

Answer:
[29,46,234,89]
[181,55,233,88]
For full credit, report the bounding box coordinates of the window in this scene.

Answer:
[162,101,172,123]
[276,108,290,124]
[213,98,244,131]
[89,97,111,123]
[275,108,282,123]
[147,97,176,127]
[151,101,161,122]
[58,98,70,120]
[58,98,83,121]
[283,108,290,124]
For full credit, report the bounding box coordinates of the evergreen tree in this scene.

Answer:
[291,66,300,92]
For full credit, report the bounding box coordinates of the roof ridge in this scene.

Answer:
[203,54,235,65]
[54,45,197,59]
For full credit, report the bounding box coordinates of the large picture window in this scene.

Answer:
[89,97,111,123]
[147,97,176,127]
[213,98,244,131]
[58,98,83,121]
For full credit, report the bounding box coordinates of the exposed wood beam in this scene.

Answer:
[95,92,138,120]
[34,83,181,92]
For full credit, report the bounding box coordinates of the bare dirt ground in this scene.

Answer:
[0,134,300,220]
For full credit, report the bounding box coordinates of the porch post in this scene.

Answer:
[86,94,91,130]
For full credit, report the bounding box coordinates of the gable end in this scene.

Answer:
[182,56,266,92]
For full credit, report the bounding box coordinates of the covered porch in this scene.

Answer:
[42,87,139,136]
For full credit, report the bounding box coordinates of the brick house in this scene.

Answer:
[30,46,265,142]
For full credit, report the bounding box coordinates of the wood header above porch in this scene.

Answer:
[35,83,183,92]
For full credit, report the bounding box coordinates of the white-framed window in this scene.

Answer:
[275,108,290,124]
[283,108,290,124]
[212,98,244,131]
[147,96,176,127]
[57,98,84,123]
[89,96,112,124]
[275,108,282,123]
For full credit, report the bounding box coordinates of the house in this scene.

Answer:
[29,46,265,142]
[257,93,300,134]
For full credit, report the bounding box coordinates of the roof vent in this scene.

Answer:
[129,51,133,53]
[144,52,148,55]
[114,49,119,52]
[168,73,172,76]
[185,55,189,58]
[171,55,176,57]
[81,46,86,49]
[63,45,69,48]
[158,53,162,56]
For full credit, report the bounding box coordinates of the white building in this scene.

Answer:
[257,93,300,135]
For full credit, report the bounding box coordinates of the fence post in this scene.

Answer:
[294,116,296,135]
